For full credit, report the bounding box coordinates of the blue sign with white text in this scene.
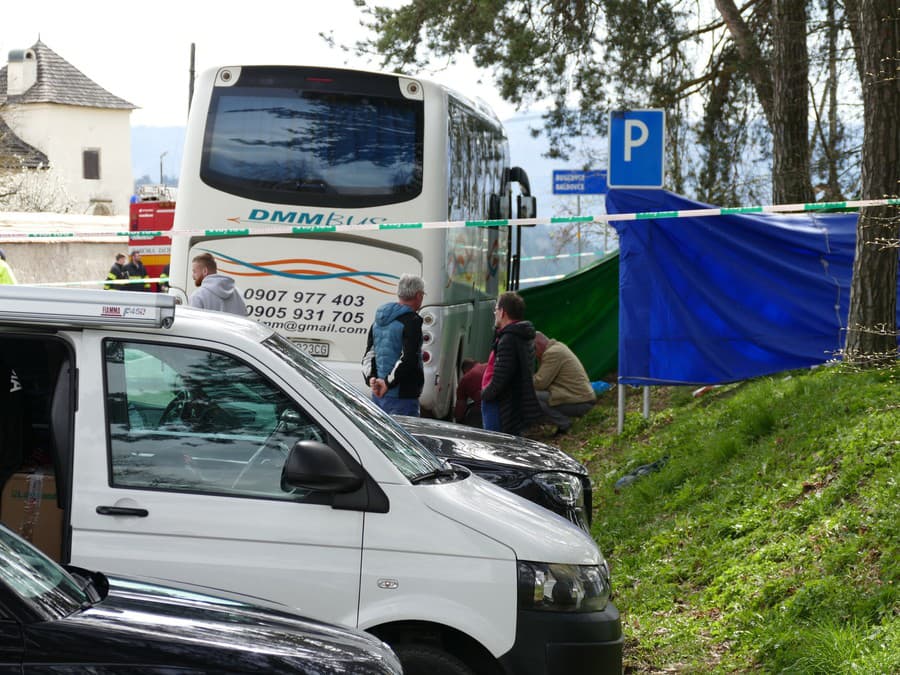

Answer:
[552,169,608,195]
[608,110,665,188]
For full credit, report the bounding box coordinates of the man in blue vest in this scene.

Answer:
[362,274,425,417]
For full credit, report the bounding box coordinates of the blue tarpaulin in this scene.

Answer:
[606,189,900,386]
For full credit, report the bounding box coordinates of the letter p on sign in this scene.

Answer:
[624,120,649,161]
[608,109,665,188]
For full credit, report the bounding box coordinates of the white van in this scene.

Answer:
[0,286,623,675]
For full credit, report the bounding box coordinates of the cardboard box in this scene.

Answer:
[1,471,64,561]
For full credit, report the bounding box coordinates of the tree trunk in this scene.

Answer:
[824,0,843,200]
[770,0,814,204]
[842,0,866,83]
[844,0,900,365]
[715,0,815,203]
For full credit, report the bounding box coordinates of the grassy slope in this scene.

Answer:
[550,364,899,673]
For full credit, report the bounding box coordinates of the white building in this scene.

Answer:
[0,41,135,215]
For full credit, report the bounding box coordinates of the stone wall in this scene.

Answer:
[1,240,127,286]
[1,211,129,287]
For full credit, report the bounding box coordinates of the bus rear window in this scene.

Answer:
[201,81,424,208]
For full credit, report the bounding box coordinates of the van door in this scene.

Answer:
[69,334,364,627]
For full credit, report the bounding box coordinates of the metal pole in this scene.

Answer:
[188,43,196,118]
[642,386,650,418]
[576,195,582,269]
[617,381,625,433]
[159,151,167,186]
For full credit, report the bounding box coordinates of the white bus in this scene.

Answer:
[168,65,534,417]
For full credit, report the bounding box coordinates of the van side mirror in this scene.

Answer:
[282,441,363,493]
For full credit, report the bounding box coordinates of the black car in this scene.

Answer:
[0,525,401,674]
[397,416,593,531]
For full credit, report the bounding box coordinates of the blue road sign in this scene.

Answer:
[552,169,608,195]
[608,109,665,188]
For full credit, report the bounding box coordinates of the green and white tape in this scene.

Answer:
[1,198,897,242]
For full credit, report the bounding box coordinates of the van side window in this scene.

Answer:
[103,340,326,500]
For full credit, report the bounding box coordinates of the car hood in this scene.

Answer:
[420,472,602,564]
[60,573,400,673]
[398,416,586,475]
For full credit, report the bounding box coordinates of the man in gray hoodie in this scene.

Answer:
[189,252,248,316]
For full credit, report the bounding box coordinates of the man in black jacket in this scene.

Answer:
[123,252,151,291]
[105,253,129,290]
[481,292,541,436]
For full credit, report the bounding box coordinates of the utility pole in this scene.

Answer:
[188,43,196,117]
[159,151,167,186]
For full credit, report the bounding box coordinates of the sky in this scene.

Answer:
[4,0,519,127]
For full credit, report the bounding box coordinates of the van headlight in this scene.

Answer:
[517,561,610,612]
[533,472,584,507]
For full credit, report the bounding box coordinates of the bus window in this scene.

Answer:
[201,67,424,208]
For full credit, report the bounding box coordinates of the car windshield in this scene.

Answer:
[263,334,443,479]
[0,525,87,620]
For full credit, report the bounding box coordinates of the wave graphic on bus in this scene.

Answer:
[198,248,400,294]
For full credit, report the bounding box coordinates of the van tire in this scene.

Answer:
[394,644,475,675]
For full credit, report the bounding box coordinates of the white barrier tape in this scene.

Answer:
[520,251,609,262]
[31,277,168,288]
[2,198,896,242]
[520,274,567,284]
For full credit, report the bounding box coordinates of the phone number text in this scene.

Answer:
[242,288,367,324]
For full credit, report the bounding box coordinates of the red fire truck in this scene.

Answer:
[128,185,175,292]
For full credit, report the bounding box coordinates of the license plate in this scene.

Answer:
[292,340,330,358]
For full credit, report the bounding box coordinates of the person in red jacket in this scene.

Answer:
[454,358,485,426]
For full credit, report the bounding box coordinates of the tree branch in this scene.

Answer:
[714,0,775,124]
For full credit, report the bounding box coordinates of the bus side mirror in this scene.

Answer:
[489,192,512,220]
[489,194,501,220]
[517,195,537,223]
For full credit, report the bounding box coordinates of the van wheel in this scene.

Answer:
[394,644,474,675]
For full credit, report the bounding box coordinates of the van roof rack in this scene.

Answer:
[0,286,176,329]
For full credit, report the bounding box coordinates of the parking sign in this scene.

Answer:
[608,110,665,188]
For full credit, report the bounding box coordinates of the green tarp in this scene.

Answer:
[519,252,619,380]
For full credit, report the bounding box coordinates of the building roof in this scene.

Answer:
[0,116,48,168]
[0,40,136,110]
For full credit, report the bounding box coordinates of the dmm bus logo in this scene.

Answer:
[248,209,388,227]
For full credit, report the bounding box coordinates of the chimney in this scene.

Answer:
[7,48,38,97]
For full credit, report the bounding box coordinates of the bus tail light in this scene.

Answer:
[422,350,432,364]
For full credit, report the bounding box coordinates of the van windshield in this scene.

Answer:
[263,334,443,479]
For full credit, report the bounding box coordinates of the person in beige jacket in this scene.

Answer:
[533,331,596,435]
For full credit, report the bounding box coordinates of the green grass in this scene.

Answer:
[554,364,899,673]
